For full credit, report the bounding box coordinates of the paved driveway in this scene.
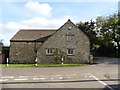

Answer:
[0,57,120,89]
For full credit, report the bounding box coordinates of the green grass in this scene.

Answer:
[0,64,87,68]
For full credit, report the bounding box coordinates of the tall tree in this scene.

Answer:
[96,13,120,57]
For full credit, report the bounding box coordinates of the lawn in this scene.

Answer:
[0,64,87,68]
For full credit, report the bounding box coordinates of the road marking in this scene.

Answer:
[51,77,53,80]
[67,76,70,78]
[19,76,29,78]
[72,74,77,76]
[33,78,39,80]
[1,76,14,79]
[14,78,28,81]
[40,77,45,80]
[55,75,61,76]
[66,75,70,78]
[59,77,63,80]
[90,73,115,90]
[0,79,8,82]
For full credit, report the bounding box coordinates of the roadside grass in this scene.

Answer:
[0,64,87,68]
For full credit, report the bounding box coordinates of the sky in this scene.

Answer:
[0,0,119,46]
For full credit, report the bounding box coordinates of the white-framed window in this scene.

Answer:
[46,48,54,55]
[67,48,74,55]
[66,35,74,41]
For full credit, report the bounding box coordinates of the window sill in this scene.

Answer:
[67,54,74,56]
[46,54,53,56]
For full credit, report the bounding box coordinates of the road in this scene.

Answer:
[0,58,120,89]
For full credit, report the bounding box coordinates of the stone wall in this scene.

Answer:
[9,42,41,64]
[37,21,90,64]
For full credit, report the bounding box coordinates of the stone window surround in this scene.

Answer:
[66,35,75,41]
[67,48,74,55]
[46,48,54,55]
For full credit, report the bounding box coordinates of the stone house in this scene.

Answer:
[9,19,90,64]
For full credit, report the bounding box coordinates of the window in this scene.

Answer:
[67,48,74,55]
[46,48,54,55]
[66,35,74,41]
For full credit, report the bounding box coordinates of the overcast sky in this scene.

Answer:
[0,0,119,46]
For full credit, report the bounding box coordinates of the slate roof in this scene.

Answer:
[10,19,90,42]
[10,29,57,42]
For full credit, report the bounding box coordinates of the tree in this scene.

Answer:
[0,39,4,53]
[96,13,120,57]
[0,39,4,46]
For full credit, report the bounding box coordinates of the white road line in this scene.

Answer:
[14,78,28,81]
[18,76,29,78]
[33,78,39,80]
[40,78,45,80]
[59,77,63,80]
[1,76,14,79]
[51,77,53,80]
[72,74,77,76]
[66,75,71,78]
[90,74,115,90]
[0,79,8,82]
[55,75,61,76]
[67,76,70,78]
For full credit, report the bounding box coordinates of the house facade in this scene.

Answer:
[9,19,90,64]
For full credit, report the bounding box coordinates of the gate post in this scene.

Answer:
[89,55,93,64]
[35,57,38,67]
[61,57,64,65]
[6,58,9,67]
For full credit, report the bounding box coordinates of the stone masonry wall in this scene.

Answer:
[37,21,90,64]
[9,42,41,64]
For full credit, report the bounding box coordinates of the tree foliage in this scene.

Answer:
[77,13,120,57]
[0,39,4,46]
[96,13,120,57]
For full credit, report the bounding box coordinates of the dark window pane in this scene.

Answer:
[67,48,74,55]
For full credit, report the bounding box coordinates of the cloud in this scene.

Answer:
[1,16,76,46]
[5,22,28,31]
[1,1,77,46]
[0,23,2,32]
[25,1,52,17]
[21,16,75,29]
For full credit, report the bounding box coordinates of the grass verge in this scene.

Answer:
[0,64,87,68]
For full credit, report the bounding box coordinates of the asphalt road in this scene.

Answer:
[0,58,120,89]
